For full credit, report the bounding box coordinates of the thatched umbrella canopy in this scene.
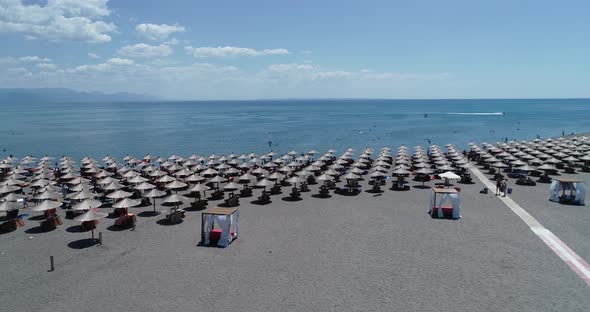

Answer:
[162,194,189,211]
[189,183,210,201]
[134,182,156,191]
[0,184,21,195]
[106,190,133,200]
[256,178,273,190]
[0,201,21,212]
[185,174,205,184]
[165,180,188,192]
[72,199,103,211]
[208,175,228,189]
[69,190,97,200]
[31,200,61,212]
[287,176,303,186]
[143,188,167,213]
[74,208,108,239]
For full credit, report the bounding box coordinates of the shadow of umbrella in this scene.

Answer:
[67,238,100,249]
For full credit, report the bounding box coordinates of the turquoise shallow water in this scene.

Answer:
[0,99,588,160]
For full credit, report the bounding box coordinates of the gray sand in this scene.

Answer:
[1,173,589,311]
[490,169,590,261]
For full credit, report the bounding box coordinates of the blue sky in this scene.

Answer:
[0,0,588,99]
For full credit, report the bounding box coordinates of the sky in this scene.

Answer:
[0,0,589,100]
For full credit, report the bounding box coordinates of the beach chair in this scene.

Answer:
[289,187,301,198]
[6,209,19,220]
[211,190,224,200]
[81,220,97,231]
[114,214,136,227]
[224,195,240,207]
[371,183,381,193]
[538,175,552,183]
[257,192,271,203]
[41,216,60,231]
[239,187,252,197]
[0,220,17,232]
[270,184,281,195]
[300,183,310,192]
[166,210,185,224]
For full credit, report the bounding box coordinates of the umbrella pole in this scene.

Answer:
[153,198,156,213]
[91,228,95,240]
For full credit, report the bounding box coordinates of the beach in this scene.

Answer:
[1,139,589,311]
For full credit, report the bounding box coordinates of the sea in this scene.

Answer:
[1,99,589,161]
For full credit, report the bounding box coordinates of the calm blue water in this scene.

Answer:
[1,99,588,160]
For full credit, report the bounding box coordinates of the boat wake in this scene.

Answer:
[445,112,504,116]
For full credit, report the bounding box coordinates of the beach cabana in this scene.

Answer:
[548,178,586,205]
[428,188,461,219]
[200,207,239,247]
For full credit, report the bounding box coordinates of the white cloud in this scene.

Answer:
[37,63,57,70]
[163,38,179,45]
[0,55,51,64]
[301,50,312,54]
[311,71,353,80]
[70,57,134,73]
[185,46,289,58]
[106,58,134,65]
[0,56,453,100]
[268,63,313,72]
[88,52,100,59]
[0,0,116,42]
[135,23,185,41]
[118,43,172,58]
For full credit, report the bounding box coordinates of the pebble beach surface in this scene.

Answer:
[1,169,589,312]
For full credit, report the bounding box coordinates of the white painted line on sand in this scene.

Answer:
[469,164,590,286]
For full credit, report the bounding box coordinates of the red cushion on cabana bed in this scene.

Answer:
[432,206,454,213]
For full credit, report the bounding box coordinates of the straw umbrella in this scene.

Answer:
[0,201,20,212]
[162,194,189,212]
[74,208,108,239]
[31,200,61,212]
[223,182,242,197]
[208,175,228,191]
[238,173,256,184]
[185,174,205,184]
[112,197,142,216]
[72,199,102,211]
[106,190,132,200]
[256,178,273,191]
[287,176,303,186]
[1,192,26,202]
[69,190,97,201]
[165,180,188,192]
[0,184,20,195]
[143,188,167,213]
[134,181,156,191]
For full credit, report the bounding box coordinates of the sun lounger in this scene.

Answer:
[270,185,281,195]
[289,187,301,198]
[257,192,271,203]
[224,196,240,207]
[114,213,136,227]
[166,210,185,224]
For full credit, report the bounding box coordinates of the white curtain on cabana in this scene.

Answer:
[230,211,239,239]
[216,215,231,247]
[203,214,215,245]
[428,192,461,219]
[548,181,586,205]
[202,213,239,247]
[575,182,586,205]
